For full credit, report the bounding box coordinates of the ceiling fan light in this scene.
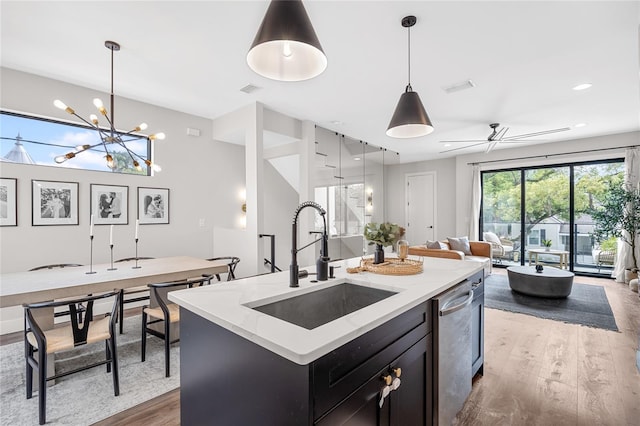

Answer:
[386,90,434,138]
[247,0,327,81]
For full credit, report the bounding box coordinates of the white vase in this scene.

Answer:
[630,278,639,293]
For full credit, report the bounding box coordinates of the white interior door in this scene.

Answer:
[406,172,436,245]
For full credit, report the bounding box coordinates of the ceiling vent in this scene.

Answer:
[442,79,475,94]
[240,84,261,94]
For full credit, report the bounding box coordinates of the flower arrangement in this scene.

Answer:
[364,222,405,247]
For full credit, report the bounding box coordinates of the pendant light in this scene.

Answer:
[54,41,164,172]
[386,15,434,138]
[247,0,327,81]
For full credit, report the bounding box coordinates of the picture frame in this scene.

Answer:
[138,187,169,224]
[90,184,129,225]
[32,180,78,226]
[0,178,18,227]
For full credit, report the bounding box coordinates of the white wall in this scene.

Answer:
[454,131,639,237]
[0,69,248,332]
[384,157,458,241]
[0,68,247,273]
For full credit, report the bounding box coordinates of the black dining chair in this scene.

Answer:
[24,291,120,425]
[114,257,155,334]
[29,264,87,322]
[141,276,212,377]
[206,256,240,281]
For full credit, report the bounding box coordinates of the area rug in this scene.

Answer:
[484,274,618,331]
[0,316,179,425]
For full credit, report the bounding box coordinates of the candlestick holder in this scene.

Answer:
[86,235,97,274]
[107,244,117,271]
[132,238,142,269]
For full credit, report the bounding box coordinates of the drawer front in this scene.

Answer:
[313,302,431,419]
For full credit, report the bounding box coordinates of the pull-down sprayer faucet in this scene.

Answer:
[290,201,329,287]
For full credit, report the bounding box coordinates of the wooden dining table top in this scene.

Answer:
[0,256,228,308]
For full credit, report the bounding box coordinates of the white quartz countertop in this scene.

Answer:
[169,256,484,365]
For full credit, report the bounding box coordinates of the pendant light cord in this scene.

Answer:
[110,46,115,130]
[407,24,411,87]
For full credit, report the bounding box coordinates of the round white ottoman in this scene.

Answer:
[630,278,639,292]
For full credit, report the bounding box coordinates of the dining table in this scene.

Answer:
[0,256,229,308]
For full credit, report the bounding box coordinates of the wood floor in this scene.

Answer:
[4,271,639,425]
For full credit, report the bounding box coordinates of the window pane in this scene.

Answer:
[1,111,150,175]
[482,170,522,264]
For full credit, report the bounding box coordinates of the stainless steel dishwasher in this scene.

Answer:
[433,280,474,425]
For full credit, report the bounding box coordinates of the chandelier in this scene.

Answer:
[53,40,164,172]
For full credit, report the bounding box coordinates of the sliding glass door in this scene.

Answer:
[481,159,624,276]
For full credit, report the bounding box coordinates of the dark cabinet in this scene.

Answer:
[316,335,432,426]
[180,301,433,426]
[470,271,484,377]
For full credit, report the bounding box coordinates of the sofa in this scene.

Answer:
[408,238,492,272]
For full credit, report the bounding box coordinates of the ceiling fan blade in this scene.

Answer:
[502,127,570,140]
[439,142,489,154]
[485,140,499,153]
[439,140,488,143]
[501,139,549,143]
[493,127,509,140]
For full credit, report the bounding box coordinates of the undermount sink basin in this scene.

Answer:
[250,282,398,330]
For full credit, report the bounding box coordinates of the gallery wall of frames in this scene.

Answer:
[0,177,169,227]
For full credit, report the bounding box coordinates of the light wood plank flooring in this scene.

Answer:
[3,271,638,425]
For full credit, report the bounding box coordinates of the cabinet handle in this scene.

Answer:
[392,367,402,378]
[391,377,401,391]
[381,374,392,386]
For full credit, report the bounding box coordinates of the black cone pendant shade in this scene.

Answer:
[386,16,434,138]
[247,0,327,82]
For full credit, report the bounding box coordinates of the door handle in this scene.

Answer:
[439,290,474,316]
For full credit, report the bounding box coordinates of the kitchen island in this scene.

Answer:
[170,256,485,425]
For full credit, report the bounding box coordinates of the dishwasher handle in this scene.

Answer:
[439,289,474,316]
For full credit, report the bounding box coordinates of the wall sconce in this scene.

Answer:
[366,189,373,212]
[238,188,247,229]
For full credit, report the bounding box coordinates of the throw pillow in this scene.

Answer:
[483,231,501,245]
[447,236,472,255]
[426,240,446,249]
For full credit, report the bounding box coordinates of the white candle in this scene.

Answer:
[90,214,94,237]
[135,219,139,240]
[109,224,114,246]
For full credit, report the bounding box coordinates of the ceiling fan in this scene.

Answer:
[439,123,570,154]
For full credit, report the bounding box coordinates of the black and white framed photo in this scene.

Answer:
[90,184,128,225]
[138,187,169,224]
[32,180,78,226]
[0,178,17,227]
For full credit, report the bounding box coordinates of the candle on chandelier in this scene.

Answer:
[135,219,139,240]
[90,214,94,237]
[109,224,114,246]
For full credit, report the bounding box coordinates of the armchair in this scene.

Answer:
[483,232,515,263]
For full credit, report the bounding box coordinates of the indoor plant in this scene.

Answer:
[542,239,552,251]
[590,185,640,282]
[364,222,405,264]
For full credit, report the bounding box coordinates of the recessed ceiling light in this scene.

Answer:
[572,83,592,91]
[574,123,587,128]
[444,143,451,147]
[353,157,361,161]
[330,120,343,125]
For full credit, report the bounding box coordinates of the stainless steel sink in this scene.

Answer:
[250,282,397,330]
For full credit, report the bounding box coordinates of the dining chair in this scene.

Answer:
[206,256,240,281]
[114,257,155,334]
[24,291,120,425]
[29,263,87,322]
[141,276,212,377]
